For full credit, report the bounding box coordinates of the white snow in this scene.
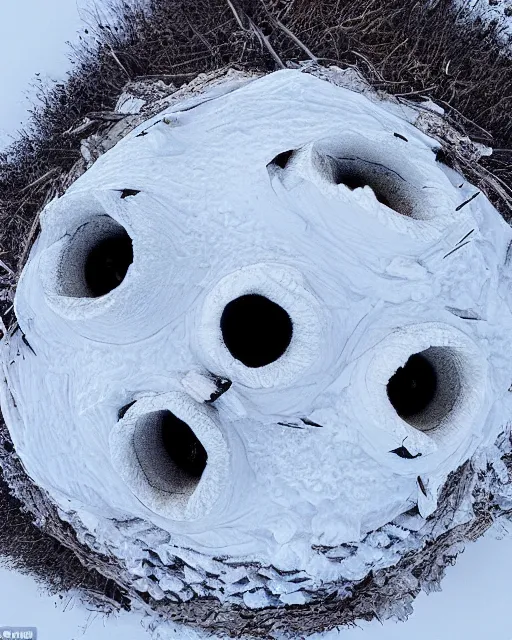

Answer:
[115,94,146,115]
[461,0,512,40]
[2,68,512,606]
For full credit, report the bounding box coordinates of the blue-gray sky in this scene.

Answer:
[0,0,87,148]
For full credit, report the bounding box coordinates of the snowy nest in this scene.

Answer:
[1,64,512,638]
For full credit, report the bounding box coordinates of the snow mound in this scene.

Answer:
[2,67,512,627]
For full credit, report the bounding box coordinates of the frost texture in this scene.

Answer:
[1,67,512,634]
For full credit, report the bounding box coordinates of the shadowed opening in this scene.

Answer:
[334,170,392,208]
[387,354,437,418]
[386,347,463,432]
[321,155,414,216]
[84,233,133,297]
[57,215,133,299]
[220,294,293,368]
[161,411,208,478]
[133,410,208,494]
[272,149,294,169]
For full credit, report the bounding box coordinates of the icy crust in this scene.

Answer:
[2,69,512,608]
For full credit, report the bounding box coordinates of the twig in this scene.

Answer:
[443,240,471,260]
[134,73,197,80]
[455,191,480,211]
[277,422,304,429]
[472,167,512,213]
[380,37,409,67]
[456,228,474,245]
[20,168,60,195]
[434,98,494,140]
[107,46,131,80]
[273,19,318,61]
[395,86,436,97]
[505,240,512,266]
[351,50,386,82]
[0,311,7,340]
[0,259,14,276]
[301,418,324,428]
[248,18,285,69]
[478,95,512,119]
[164,55,212,72]
[85,111,126,121]
[17,211,42,276]
[21,333,37,356]
[225,0,246,30]
[63,119,97,138]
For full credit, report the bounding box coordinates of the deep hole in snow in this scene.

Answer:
[272,149,294,169]
[160,411,208,478]
[221,294,293,368]
[386,347,465,432]
[387,353,438,419]
[327,156,413,216]
[334,170,392,208]
[84,233,133,297]
[56,216,134,299]
[132,410,208,495]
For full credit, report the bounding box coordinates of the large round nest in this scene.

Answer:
[0,1,512,638]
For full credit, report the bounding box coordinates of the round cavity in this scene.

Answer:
[362,323,488,456]
[109,392,230,521]
[134,410,207,493]
[199,263,323,389]
[297,132,460,227]
[327,155,412,216]
[387,347,464,433]
[387,353,438,419]
[84,234,133,297]
[57,215,133,298]
[220,294,293,368]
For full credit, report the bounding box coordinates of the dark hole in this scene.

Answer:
[273,150,294,169]
[220,294,293,368]
[160,411,208,478]
[335,171,391,208]
[386,353,437,418]
[84,232,133,297]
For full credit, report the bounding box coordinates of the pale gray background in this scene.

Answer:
[0,2,510,638]
[0,0,86,148]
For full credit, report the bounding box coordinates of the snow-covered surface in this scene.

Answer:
[463,0,512,39]
[2,68,512,607]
